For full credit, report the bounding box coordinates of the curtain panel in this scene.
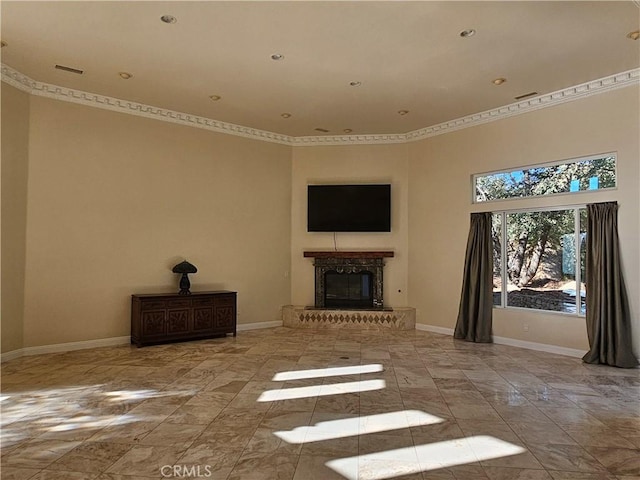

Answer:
[582,202,638,368]
[454,212,493,343]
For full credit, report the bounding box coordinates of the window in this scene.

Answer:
[492,207,586,315]
[474,154,616,203]
[476,153,615,315]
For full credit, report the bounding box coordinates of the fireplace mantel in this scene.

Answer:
[303,251,394,259]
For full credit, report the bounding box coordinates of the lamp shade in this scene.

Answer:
[172,260,197,274]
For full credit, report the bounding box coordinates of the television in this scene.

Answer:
[307,184,391,232]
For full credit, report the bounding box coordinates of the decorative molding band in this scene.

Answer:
[414,323,587,359]
[406,69,640,141]
[0,64,292,146]
[291,133,407,146]
[283,305,416,330]
[3,63,638,146]
[1,64,38,93]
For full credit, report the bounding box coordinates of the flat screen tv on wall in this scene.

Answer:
[307,184,391,232]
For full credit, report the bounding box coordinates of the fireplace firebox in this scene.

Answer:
[304,251,394,310]
[325,271,373,308]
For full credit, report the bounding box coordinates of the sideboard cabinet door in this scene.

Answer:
[214,293,236,331]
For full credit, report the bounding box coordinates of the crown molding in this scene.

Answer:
[0,64,293,146]
[3,63,638,146]
[406,69,640,141]
[290,133,407,146]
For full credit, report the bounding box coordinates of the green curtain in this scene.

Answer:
[583,202,638,368]
[454,212,493,343]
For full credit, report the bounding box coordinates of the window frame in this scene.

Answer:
[472,152,617,204]
[492,203,586,317]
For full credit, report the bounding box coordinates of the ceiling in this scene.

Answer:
[1,1,639,137]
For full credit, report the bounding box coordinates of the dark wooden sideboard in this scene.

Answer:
[131,291,236,347]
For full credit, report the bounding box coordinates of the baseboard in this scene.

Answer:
[237,320,282,331]
[415,323,587,359]
[415,323,454,336]
[1,322,282,363]
[492,335,587,358]
[3,321,587,363]
[24,335,131,356]
[1,336,131,362]
[0,349,24,363]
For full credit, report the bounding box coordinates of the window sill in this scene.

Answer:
[493,305,586,319]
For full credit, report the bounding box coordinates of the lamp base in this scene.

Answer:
[178,273,191,295]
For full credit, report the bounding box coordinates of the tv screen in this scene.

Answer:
[307,184,391,232]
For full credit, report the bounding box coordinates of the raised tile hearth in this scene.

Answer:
[282,305,416,330]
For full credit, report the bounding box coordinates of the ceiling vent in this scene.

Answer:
[55,64,84,75]
[515,91,538,100]
[314,128,330,133]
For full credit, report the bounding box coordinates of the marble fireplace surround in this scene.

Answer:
[282,251,416,330]
[305,250,393,309]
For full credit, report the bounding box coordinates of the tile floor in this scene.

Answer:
[1,327,639,480]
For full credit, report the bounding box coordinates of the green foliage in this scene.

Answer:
[482,156,609,288]
[476,156,615,202]
[493,208,585,288]
[508,210,574,248]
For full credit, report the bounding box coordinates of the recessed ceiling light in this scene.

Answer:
[349,81,362,87]
[0,41,7,48]
[627,30,640,41]
[460,29,476,38]
[343,129,353,134]
[160,15,177,24]
[118,72,133,80]
[271,54,284,60]
[492,77,507,85]
[281,113,291,118]
[209,95,221,101]
[398,110,409,116]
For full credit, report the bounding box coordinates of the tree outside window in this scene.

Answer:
[493,209,585,314]
[477,154,614,315]
[475,155,616,203]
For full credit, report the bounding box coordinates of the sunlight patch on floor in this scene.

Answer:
[1,386,180,443]
[326,435,526,480]
[258,379,386,402]
[103,389,160,401]
[274,410,444,444]
[272,364,384,381]
[44,412,150,432]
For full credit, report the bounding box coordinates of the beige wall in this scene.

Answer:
[408,86,640,354]
[1,85,30,353]
[290,144,409,308]
[3,80,638,357]
[21,96,292,347]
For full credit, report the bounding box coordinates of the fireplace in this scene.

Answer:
[304,251,393,310]
[325,271,373,308]
[286,250,414,328]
